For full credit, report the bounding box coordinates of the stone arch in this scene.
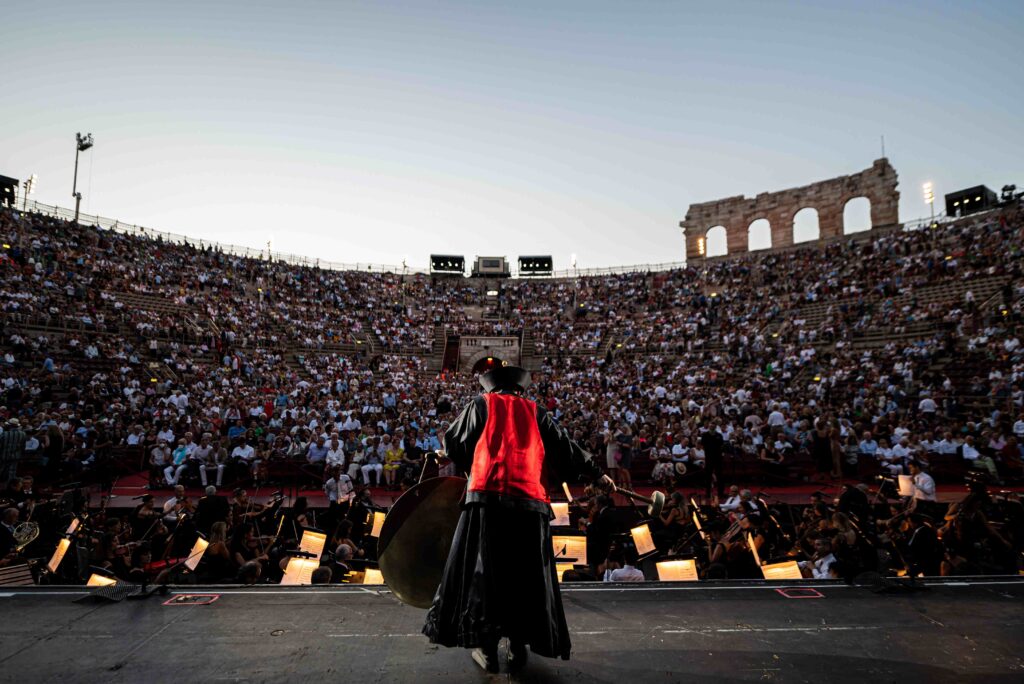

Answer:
[843,197,872,234]
[705,225,728,257]
[462,347,513,373]
[792,207,820,244]
[747,218,771,251]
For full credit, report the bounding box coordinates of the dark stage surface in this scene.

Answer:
[1,579,1022,683]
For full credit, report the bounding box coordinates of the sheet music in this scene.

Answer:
[47,538,70,574]
[299,530,327,560]
[898,475,914,497]
[656,559,699,582]
[280,558,318,585]
[551,503,570,527]
[552,535,587,566]
[185,538,209,571]
[761,561,803,580]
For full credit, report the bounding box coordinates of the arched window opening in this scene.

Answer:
[705,225,728,257]
[793,207,820,243]
[747,218,771,251]
[843,197,872,234]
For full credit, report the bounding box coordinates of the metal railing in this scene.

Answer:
[14,199,429,275]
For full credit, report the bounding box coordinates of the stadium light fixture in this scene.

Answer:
[21,174,37,211]
[72,132,94,225]
[923,182,935,221]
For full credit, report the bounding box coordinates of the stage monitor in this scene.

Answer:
[945,185,997,218]
[518,255,553,276]
[471,256,510,278]
[430,254,465,275]
[0,175,19,208]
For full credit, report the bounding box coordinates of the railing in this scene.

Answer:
[14,199,429,275]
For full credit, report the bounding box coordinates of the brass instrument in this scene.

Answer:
[13,522,40,552]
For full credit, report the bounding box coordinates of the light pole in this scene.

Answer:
[923,182,935,223]
[21,174,37,212]
[72,132,94,224]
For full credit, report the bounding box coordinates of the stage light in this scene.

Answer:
[630,523,656,557]
[551,502,570,527]
[656,559,698,581]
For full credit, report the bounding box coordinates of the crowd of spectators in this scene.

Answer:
[0,199,1022,583]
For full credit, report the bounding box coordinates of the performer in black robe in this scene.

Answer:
[423,365,609,673]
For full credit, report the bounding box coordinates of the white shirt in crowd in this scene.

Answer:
[604,565,645,582]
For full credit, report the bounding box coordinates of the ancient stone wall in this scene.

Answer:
[680,158,900,260]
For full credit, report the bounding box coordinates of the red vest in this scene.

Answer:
[469,393,549,503]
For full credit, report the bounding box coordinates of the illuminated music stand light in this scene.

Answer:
[656,559,699,582]
[47,538,71,574]
[561,482,574,501]
[66,518,81,535]
[630,523,657,558]
[368,511,386,538]
[86,573,118,587]
[552,534,587,567]
[761,561,803,580]
[299,529,327,560]
[551,502,570,527]
[555,562,576,583]
[897,475,914,497]
[362,567,385,585]
[280,557,319,586]
[747,531,802,580]
[184,536,210,572]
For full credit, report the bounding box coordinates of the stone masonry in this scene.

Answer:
[680,158,900,260]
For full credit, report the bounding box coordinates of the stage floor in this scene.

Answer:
[1,578,1022,683]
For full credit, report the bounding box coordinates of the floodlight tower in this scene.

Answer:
[72,132,94,224]
[923,182,935,223]
[21,174,37,211]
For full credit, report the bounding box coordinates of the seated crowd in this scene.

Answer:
[0,198,1022,584]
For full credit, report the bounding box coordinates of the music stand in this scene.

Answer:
[655,558,699,582]
[629,523,658,559]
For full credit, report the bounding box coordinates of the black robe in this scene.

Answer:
[423,392,602,660]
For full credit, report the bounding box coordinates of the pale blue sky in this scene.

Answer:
[2,1,1021,269]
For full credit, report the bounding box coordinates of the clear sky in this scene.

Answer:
[2,1,1021,270]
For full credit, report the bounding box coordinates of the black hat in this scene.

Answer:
[479,365,532,393]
